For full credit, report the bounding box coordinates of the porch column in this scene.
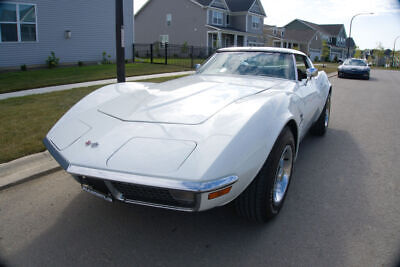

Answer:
[244,35,248,46]
[218,31,222,48]
[234,34,237,47]
[280,41,283,48]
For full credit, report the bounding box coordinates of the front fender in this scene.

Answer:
[197,90,301,207]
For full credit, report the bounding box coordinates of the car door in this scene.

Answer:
[293,54,320,138]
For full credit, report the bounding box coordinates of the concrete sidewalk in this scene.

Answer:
[0,72,337,191]
[0,70,195,100]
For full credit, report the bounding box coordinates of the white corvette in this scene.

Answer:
[44,47,331,222]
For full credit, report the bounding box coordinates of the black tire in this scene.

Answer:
[311,93,331,136]
[338,72,341,78]
[235,127,295,223]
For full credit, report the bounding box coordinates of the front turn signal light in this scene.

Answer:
[208,186,232,200]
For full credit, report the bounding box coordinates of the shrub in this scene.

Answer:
[181,41,189,54]
[333,55,338,63]
[102,51,111,64]
[20,64,27,71]
[46,51,59,68]
[78,61,83,67]
[314,56,319,62]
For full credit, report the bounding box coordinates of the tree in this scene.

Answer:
[353,45,362,58]
[321,40,330,62]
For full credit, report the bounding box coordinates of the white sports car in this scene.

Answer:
[44,47,331,222]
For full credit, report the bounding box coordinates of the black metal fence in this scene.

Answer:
[133,43,216,68]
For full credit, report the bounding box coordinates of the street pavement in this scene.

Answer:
[0,70,399,267]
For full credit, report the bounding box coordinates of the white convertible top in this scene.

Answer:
[217,47,307,57]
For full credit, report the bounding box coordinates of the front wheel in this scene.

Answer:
[235,127,295,223]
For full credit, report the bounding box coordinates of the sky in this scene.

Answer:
[134,0,400,50]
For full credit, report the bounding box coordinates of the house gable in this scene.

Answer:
[210,0,229,10]
[249,0,266,16]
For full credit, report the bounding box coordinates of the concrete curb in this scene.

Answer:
[0,151,61,191]
[0,71,338,190]
[327,72,337,78]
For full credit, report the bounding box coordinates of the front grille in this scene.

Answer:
[112,181,195,208]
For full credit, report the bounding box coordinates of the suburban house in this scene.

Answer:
[264,19,356,61]
[264,24,323,60]
[0,0,134,69]
[135,0,266,49]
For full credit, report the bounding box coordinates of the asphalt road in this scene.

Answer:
[1,70,399,267]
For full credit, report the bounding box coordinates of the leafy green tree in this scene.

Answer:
[353,46,362,58]
[321,40,330,62]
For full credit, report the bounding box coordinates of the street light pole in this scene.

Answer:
[392,35,400,67]
[115,0,126,83]
[347,12,374,58]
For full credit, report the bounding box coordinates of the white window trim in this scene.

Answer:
[160,34,169,46]
[0,2,38,43]
[251,16,260,30]
[166,13,172,26]
[212,10,223,26]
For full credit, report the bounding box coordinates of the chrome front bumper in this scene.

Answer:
[44,137,238,211]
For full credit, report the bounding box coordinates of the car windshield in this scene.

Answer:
[198,52,296,80]
[344,59,367,66]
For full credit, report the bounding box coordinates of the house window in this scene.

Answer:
[226,14,230,25]
[166,13,172,26]
[212,11,223,25]
[0,3,37,42]
[160,34,169,47]
[273,28,277,35]
[252,16,260,29]
[281,31,284,38]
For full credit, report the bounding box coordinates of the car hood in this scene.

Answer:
[97,74,283,125]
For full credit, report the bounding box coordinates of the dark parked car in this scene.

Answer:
[338,58,370,80]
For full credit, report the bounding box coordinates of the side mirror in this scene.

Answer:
[306,67,318,79]
[194,64,201,72]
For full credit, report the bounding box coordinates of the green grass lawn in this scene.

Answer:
[0,63,193,94]
[315,63,339,75]
[0,75,187,163]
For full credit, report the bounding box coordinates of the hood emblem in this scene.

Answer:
[85,140,99,148]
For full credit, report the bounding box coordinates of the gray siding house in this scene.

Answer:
[0,0,134,68]
[135,0,266,48]
[283,19,353,61]
[264,24,323,61]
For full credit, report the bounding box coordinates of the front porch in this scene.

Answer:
[208,32,246,49]
[206,26,263,49]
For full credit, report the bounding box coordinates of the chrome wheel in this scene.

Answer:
[324,96,331,128]
[272,145,293,205]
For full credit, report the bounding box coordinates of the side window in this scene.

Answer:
[295,54,310,81]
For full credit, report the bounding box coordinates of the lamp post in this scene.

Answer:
[392,35,400,67]
[115,0,126,82]
[347,12,374,58]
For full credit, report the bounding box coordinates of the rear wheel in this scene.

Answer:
[311,93,331,136]
[235,127,295,223]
